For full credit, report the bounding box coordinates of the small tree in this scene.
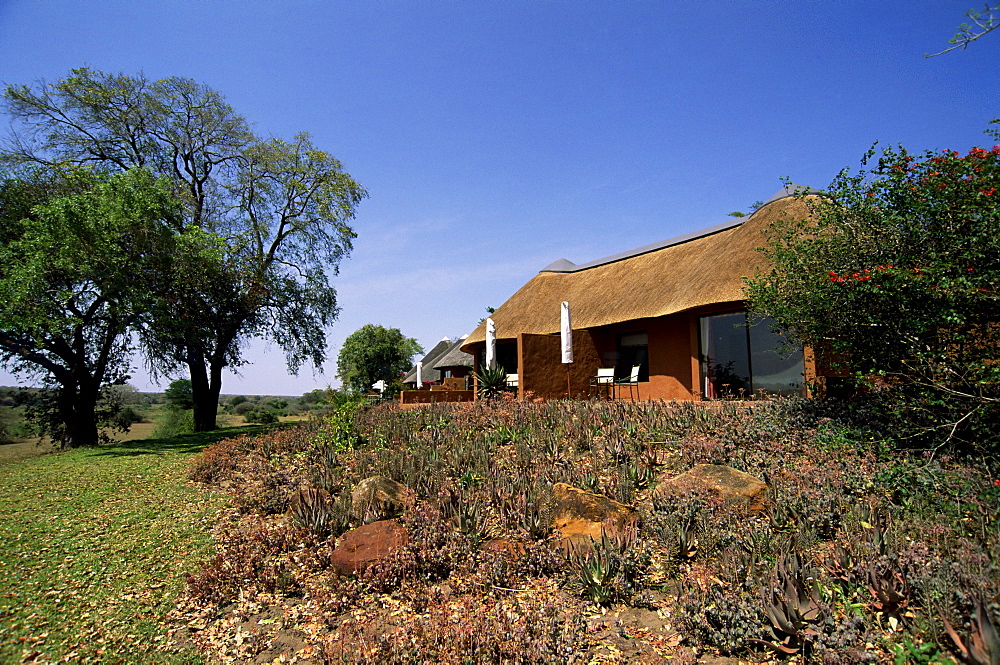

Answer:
[336,325,422,394]
[745,127,1000,450]
[164,379,195,410]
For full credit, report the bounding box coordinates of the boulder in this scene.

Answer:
[548,482,637,540]
[329,519,409,576]
[351,476,415,523]
[651,464,768,513]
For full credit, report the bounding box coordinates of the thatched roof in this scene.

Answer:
[402,337,453,384]
[433,336,473,370]
[462,189,814,348]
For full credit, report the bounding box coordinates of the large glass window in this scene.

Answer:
[477,342,518,374]
[699,312,804,398]
[616,331,648,382]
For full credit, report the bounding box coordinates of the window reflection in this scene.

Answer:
[700,312,803,398]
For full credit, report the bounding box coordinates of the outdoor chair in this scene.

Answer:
[615,365,641,401]
[505,373,519,389]
[589,367,615,399]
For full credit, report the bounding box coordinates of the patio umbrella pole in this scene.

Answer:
[560,301,573,398]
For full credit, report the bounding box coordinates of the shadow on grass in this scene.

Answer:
[89,423,290,458]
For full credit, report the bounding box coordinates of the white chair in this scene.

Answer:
[590,367,615,399]
[616,365,641,401]
[505,373,519,389]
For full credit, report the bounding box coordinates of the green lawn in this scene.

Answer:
[0,431,239,664]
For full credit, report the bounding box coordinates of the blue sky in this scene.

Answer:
[0,1,997,395]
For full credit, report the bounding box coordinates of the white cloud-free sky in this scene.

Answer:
[0,1,997,395]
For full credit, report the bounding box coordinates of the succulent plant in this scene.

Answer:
[288,486,334,538]
[940,596,1000,665]
[571,524,648,606]
[751,552,829,657]
[868,560,911,619]
[474,364,512,399]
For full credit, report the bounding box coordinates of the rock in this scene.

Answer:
[651,464,768,513]
[329,519,408,576]
[548,482,638,541]
[351,476,415,523]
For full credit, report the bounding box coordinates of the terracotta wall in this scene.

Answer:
[642,313,700,400]
[399,390,475,405]
[463,305,819,402]
[518,332,602,399]
[583,314,700,401]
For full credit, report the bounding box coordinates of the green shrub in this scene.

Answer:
[153,406,194,438]
[746,134,1000,454]
[312,401,363,451]
[233,401,256,416]
[244,409,278,424]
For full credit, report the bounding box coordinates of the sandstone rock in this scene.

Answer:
[351,476,415,523]
[329,519,408,576]
[651,464,768,513]
[548,482,638,540]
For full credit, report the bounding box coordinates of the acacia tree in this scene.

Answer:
[0,167,180,447]
[3,68,367,430]
[745,128,1000,450]
[337,325,423,394]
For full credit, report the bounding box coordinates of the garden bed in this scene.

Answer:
[176,397,1000,663]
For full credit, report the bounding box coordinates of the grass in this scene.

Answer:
[0,427,265,664]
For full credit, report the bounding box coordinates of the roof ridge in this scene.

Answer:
[539,183,815,274]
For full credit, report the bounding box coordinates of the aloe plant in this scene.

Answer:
[474,364,512,399]
[288,486,334,538]
[940,597,1000,665]
[751,552,828,657]
[867,562,911,619]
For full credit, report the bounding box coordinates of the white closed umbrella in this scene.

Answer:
[560,301,573,364]
[485,317,497,369]
[416,361,423,387]
[561,301,573,397]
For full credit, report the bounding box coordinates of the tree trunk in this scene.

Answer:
[187,348,217,432]
[57,379,101,448]
[205,356,224,430]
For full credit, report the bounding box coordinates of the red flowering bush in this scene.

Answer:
[746,123,1000,452]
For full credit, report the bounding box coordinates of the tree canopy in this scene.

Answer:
[0,166,181,446]
[336,325,423,394]
[745,127,1000,451]
[2,68,367,431]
